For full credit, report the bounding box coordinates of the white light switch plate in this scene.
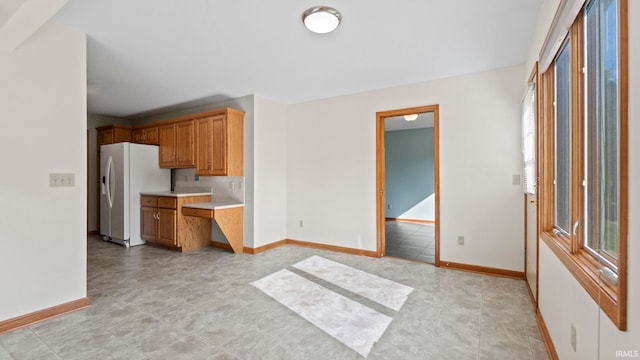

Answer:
[512,174,521,185]
[50,173,75,187]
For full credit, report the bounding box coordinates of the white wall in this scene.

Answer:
[524,0,561,79]
[538,242,601,359]
[531,1,640,357]
[253,95,287,247]
[0,22,87,321]
[287,65,525,271]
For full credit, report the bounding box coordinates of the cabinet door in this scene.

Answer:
[133,127,159,145]
[175,120,195,167]
[99,129,114,145]
[140,206,158,242]
[157,208,177,246]
[211,116,227,175]
[145,126,159,145]
[114,128,132,143]
[132,129,145,144]
[195,118,212,175]
[226,111,244,176]
[159,124,176,168]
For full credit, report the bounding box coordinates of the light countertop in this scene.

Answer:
[140,190,212,198]
[183,200,244,210]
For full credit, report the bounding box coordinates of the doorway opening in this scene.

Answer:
[376,105,440,265]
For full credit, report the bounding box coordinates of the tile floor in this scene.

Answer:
[385,220,435,263]
[0,236,548,360]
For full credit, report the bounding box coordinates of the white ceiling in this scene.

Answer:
[50,0,541,118]
[0,0,68,51]
[385,112,434,132]
[0,0,25,27]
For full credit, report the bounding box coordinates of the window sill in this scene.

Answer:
[541,231,625,330]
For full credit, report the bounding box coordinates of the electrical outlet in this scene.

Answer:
[237,180,243,190]
[229,181,235,190]
[457,235,465,245]
[387,204,392,210]
[571,324,577,352]
[49,173,75,187]
[299,220,304,227]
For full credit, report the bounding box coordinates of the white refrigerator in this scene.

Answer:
[100,143,170,247]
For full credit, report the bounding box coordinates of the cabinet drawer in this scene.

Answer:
[182,207,214,219]
[157,197,177,209]
[141,196,157,207]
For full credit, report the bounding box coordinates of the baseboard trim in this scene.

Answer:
[438,260,525,279]
[212,239,379,258]
[87,230,98,235]
[211,240,288,254]
[536,310,559,360]
[244,240,288,254]
[525,280,537,311]
[0,297,90,334]
[385,218,435,225]
[286,239,379,258]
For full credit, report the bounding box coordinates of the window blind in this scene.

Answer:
[522,83,537,195]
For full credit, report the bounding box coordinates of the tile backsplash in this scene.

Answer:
[173,168,244,202]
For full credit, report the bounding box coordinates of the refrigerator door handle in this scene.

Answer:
[106,156,115,209]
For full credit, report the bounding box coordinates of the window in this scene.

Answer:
[539,0,627,330]
[554,41,572,236]
[583,0,619,270]
[522,82,536,195]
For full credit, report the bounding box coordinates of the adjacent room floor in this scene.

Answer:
[385,220,436,263]
[0,236,547,360]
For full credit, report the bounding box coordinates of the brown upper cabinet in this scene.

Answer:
[96,124,132,146]
[195,108,244,176]
[132,126,159,145]
[159,120,195,168]
[96,107,243,174]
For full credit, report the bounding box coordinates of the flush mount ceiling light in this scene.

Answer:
[302,6,342,34]
[403,114,419,121]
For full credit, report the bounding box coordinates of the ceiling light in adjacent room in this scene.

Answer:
[403,114,419,121]
[302,6,342,34]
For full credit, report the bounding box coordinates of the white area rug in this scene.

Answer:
[251,269,393,357]
[292,255,414,311]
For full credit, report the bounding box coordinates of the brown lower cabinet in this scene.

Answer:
[141,195,211,251]
[141,196,177,247]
